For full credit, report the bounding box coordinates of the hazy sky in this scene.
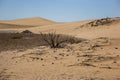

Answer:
[0,0,120,22]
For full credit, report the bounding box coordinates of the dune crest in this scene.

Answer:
[0,17,56,27]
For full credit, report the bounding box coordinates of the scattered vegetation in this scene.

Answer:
[0,31,85,51]
[0,33,46,51]
[81,17,117,27]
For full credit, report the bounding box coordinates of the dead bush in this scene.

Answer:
[40,32,85,48]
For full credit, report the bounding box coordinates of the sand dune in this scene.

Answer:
[0,17,56,29]
[22,17,120,39]
[1,17,120,39]
[0,17,120,80]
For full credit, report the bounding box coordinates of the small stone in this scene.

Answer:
[52,62,54,64]
[66,54,69,56]
[115,47,118,49]
[113,61,117,63]
[54,57,58,60]
[41,58,44,60]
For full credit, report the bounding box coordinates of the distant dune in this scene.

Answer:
[0,17,56,29]
[0,17,120,39]
[22,17,120,39]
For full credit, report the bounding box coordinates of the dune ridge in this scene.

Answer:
[0,17,56,27]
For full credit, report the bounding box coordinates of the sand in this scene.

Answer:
[0,17,120,80]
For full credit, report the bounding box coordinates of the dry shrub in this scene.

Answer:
[40,32,85,48]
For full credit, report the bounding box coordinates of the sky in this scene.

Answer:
[0,0,120,22]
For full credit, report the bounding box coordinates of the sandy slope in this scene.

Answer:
[0,17,56,29]
[0,17,120,80]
